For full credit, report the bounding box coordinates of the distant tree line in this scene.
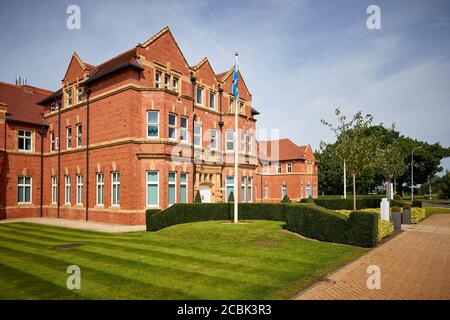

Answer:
[317,109,450,202]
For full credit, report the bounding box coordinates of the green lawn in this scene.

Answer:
[0,220,364,300]
[425,206,450,218]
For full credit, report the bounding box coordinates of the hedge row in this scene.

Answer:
[312,198,383,210]
[146,203,378,247]
[146,203,287,231]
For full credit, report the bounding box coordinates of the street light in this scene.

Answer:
[411,146,422,203]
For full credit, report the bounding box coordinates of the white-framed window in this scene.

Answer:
[77,86,83,103]
[66,127,72,150]
[229,98,233,113]
[147,111,159,138]
[168,172,176,206]
[155,71,161,88]
[226,130,234,151]
[111,172,120,206]
[180,173,188,203]
[50,103,56,113]
[240,132,246,153]
[282,183,287,198]
[194,124,202,147]
[247,133,253,154]
[51,176,57,204]
[76,175,83,205]
[172,77,179,93]
[96,173,104,206]
[264,184,269,199]
[55,136,59,150]
[209,91,215,110]
[287,163,292,173]
[239,102,244,114]
[180,116,188,142]
[76,124,82,147]
[168,113,177,140]
[164,74,170,89]
[241,176,246,202]
[226,176,234,202]
[146,171,159,207]
[196,86,203,106]
[64,175,71,204]
[18,129,32,151]
[210,129,217,150]
[50,132,55,152]
[66,89,73,106]
[17,176,32,204]
[263,164,269,174]
[277,163,282,174]
[247,177,253,203]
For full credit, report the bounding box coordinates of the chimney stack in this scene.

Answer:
[15,76,28,86]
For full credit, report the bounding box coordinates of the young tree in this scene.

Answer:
[375,139,406,199]
[322,109,378,210]
[194,190,202,203]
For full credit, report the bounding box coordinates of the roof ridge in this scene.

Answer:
[138,26,170,48]
[0,81,52,95]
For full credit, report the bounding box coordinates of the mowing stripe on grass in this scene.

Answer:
[0,235,275,299]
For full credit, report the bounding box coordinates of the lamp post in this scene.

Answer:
[411,146,422,203]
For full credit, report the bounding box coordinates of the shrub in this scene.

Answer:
[411,207,426,224]
[390,200,404,207]
[146,203,288,231]
[313,197,383,210]
[403,203,411,209]
[393,195,402,201]
[281,195,291,203]
[391,206,402,213]
[194,191,202,203]
[378,220,394,241]
[412,200,423,208]
[285,204,378,247]
[147,203,379,247]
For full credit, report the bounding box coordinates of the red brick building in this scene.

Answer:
[257,139,319,202]
[0,27,318,225]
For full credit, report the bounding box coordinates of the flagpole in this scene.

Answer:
[234,52,239,224]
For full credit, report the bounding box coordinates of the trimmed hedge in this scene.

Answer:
[146,203,287,231]
[313,198,383,210]
[285,204,378,247]
[147,202,378,247]
[412,200,423,208]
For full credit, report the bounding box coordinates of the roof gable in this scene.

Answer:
[221,68,252,100]
[138,26,190,73]
[259,139,313,162]
[62,52,92,84]
[192,57,219,86]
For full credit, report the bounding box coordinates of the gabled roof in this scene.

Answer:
[218,66,252,97]
[259,139,311,162]
[138,26,190,69]
[0,82,50,126]
[191,57,219,82]
[62,52,95,82]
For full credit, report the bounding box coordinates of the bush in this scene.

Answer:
[390,200,404,207]
[147,203,379,247]
[313,197,383,210]
[378,220,394,241]
[285,204,378,247]
[393,194,402,201]
[146,203,288,231]
[411,207,426,224]
[391,206,402,213]
[403,203,411,209]
[281,195,291,203]
[412,200,423,208]
[194,191,202,203]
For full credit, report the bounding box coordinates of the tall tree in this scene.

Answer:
[322,109,378,210]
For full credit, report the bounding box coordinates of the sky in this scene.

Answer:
[1,0,449,171]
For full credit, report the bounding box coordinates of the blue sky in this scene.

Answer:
[1,0,449,171]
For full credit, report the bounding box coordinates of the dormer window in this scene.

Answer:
[66,89,73,106]
[196,86,203,106]
[173,77,179,93]
[50,103,56,113]
[77,86,83,103]
[155,71,161,88]
[209,91,215,110]
[287,163,292,173]
[164,74,170,89]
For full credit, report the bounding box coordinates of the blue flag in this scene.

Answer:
[231,64,239,98]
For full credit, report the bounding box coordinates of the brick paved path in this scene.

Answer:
[297,214,450,300]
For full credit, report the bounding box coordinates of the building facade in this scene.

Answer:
[257,139,319,202]
[0,27,318,225]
